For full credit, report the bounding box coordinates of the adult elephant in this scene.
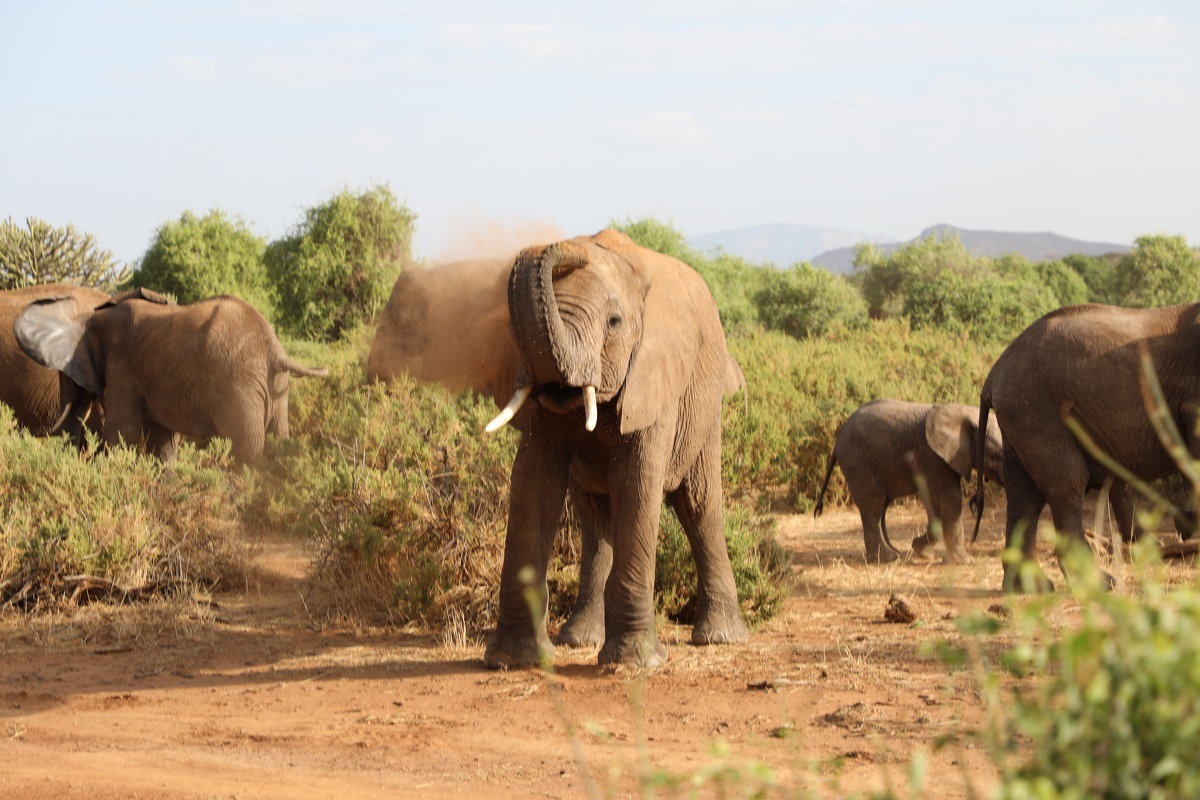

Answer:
[0,284,111,443]
[484,229,747,669]
[814,399,1004,564]
[14,291,327,463]
[974,302,1200,592]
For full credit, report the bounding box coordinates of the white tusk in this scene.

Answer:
[485,385,532,433]
[583,385,598,431]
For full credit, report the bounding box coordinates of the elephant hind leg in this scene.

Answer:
[555,485,611,649]
[667,431,748,648]
[858,502,902,564]
[1002,449,1053,593]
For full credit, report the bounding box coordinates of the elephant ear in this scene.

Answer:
[13,297,103,395]
[101,286,172,308]
[925,403,976,477]
[617,255,705,435]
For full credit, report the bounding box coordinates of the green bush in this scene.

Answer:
[855,234,984,319]
[723,320,1001,509]
[0,216,128,291]
[955,548,1200,800]
[903,271,1059,343]
[0,406,250,607]
[265,184,416,341]
[128,209,271,312]
[754,262,869,339]
[1109,234,1200,308]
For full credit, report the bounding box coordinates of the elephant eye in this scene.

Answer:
[607,315,622,329]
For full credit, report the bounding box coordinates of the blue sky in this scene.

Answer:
[3,1,1197,266]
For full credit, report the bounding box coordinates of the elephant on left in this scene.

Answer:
[14,292,328,463]
[0,284,112,445]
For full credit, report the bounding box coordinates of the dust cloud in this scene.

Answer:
[433,213,563,264]
[370,218,568,406]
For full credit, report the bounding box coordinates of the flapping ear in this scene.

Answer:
[13,297,103,395]
[618,262,703,435]
[925,403,976,477]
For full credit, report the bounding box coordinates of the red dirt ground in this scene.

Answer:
[0,505,1155,799]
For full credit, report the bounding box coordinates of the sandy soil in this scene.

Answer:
[0,505,1160,799]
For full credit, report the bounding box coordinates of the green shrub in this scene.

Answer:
[1109,234,1200,308]
[955,548,1200,800]
[903,271,1059,343]
[855,234,984,319]
[754,263,868,339]
[723,320,1002,509]
[0,216,128,291]
[0,407,250,608]
[128,209,271,312]
[265,184,416,341]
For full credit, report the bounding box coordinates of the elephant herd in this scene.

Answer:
[2,228,1196,667]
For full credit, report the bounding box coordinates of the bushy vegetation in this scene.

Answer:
[128,209,270,311]
[0,406,250,609]
[947,545,1200,800]
[265,184,416,341]
[0,216,128,291]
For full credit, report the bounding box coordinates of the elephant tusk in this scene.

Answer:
[485,385,532,433]
[583,385,598,431]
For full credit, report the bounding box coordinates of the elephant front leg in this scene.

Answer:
[931,489,972,565]
[555,485,611,648]
[598,439,671,668]
[667,431,748,648]
[485,433,569,670]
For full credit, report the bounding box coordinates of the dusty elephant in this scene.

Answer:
[483,229,748,669]
[1,283,112,443]
[975,302,1200,592]
[14,291,327,463]
[814,399,1004,564]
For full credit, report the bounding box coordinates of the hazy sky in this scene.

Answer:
[3,1,1198,267]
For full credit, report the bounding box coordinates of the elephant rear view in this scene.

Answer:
[14,291,328,463]
[814,399,1004,564]
[1,283,110,442]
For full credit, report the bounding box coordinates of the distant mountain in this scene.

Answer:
[688,223,897,267]
[811,224,1131,274]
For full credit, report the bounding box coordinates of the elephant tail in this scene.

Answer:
[971,400,991,543]
[276,354,330,378]
[814,446,838,517]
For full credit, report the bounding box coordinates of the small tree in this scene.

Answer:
[855,233,983,319]
[1109,234,1200,308]
[0,216,128,291]
[128,210,270,311]
[265,184,416,341]
[754,262,868,339]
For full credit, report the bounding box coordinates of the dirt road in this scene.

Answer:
[0,507,1054,798]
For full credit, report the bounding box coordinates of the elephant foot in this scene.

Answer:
[866,544,903,564]
[484,627,554,670]
[555,610,605,648]
[943,547,974,565]
[691,600,749,646]
[910,533,937,560]
[598,630,668,668]
[1002,561,1056,594]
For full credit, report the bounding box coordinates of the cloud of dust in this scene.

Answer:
[435,213,564,264]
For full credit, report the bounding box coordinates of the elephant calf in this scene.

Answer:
[14,290,328,463]
[814,399,1004,564]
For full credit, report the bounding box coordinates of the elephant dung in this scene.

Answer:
[883,594,917,624]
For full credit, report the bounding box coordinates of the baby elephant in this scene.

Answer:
[815,399,1004,564]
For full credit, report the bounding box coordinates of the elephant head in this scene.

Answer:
[487,229,717,435]
[926,402,1004,483]
[14,288,171,396]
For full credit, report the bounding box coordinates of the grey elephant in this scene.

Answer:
[482,229,747,669]
[975,302,1200,592]
[814,399,1004,564]
[14,290,327,463]
[1,284,111,443]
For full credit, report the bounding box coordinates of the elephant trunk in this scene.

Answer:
[508,242,595,388]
